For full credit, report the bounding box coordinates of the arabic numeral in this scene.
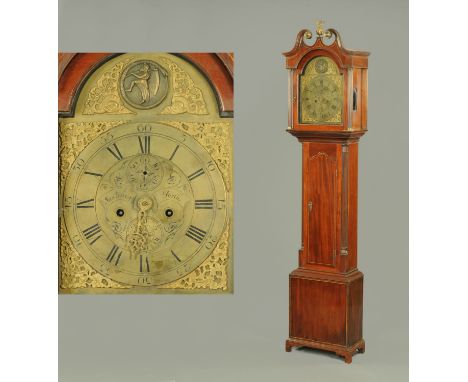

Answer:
[207,160,216,172]
[72,234,82,247]
[99,264,110,276]
[137,276,151,285]
[205,235,217,250]
[64,196,73,208]
[137,124,152,132]
[72,158,85,171]
[100,132,114,144]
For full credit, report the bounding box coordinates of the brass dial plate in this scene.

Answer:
[62,122,227,287]
[59,53,233,293]
[299,56,343,124]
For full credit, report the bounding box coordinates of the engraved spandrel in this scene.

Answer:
[158,57,209,115]
[82,58,135,115]
[81,55,210,116]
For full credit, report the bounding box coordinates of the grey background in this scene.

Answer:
[58,0,408,381]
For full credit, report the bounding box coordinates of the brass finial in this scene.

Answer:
[316,20,332,39]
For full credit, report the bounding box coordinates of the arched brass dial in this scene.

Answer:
[299,56,343,124]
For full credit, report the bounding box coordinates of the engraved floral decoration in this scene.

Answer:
[83,57,135,115]
[160,224,230,290]
[60,220,128,289]
[59,121,125,186]
[158,121,232,290]
[162,121,232,191]
[158,57,209,115]
[59,120,129,289]
[81,55,209,116]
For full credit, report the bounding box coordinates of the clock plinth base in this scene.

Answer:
[285,337,365,364]
[287,268,364,364]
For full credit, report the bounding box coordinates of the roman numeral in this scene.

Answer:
[187,168,204,181]
[76,198,94,209]
[106,245,122,266]
[195,199,213,209]
[169,145,179,161]
[82,223,102,244]
[138,136,151,154]
[139,255,150,272]
[185,225,207,244]
[84,171,103,177]
[107,143,123,160]
[171,250,181,262]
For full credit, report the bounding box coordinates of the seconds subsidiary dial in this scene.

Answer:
[62,123,227,287]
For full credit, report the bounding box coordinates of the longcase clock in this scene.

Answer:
[283,23,369,363]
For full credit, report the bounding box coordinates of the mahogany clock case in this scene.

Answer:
[283,28,369,363]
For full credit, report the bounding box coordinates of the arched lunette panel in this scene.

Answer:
[58,53,233,118]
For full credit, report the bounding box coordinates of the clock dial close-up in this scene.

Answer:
[62,123,227,287]
[299,56,343,124]
[59,53,233,293]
